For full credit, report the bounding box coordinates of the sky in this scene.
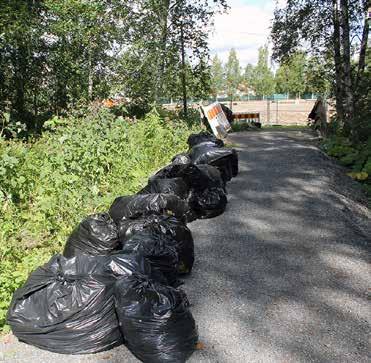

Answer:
[209,0,279,67]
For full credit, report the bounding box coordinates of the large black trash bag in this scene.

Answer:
[153,162,192,180]
[138,177,189,200]
[118,215,194,274]
[189,164,225,190]
[155,163,222,189]
[184,166,227,219]
[121,229,179,286]
[115,274,198,363]
[189,143,238,182]
[7,253,152,354]
[109,193,189,224]
[152,164,225,221]
[187,131,224,148]
[63,213,119,257]
[155,164,226,220]
[188,187,227,219]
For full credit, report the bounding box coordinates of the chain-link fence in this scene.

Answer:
[162,95,332,126]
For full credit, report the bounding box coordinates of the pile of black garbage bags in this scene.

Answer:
[7,131,238,362]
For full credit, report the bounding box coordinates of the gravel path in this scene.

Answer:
[1,131,370,363]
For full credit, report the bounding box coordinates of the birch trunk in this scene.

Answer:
[340,0,354,135]
[332,0,345,126]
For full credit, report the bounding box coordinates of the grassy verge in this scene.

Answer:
[231,122,310,133]
[261,124,310,131]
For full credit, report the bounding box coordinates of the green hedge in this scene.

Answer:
[0,108,200,331]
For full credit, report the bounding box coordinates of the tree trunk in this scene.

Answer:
[340,0,354,135]
[356,6,369,88]
[12,44,28,118]
[88,43,93,100]
[331,0,345,127]
[180,19,187,118]
[155,0,170,101]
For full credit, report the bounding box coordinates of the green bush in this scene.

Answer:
[321,134,371,204]
[322,136,356,158]
[339,152,359,166]
[0,108,200,331]
[362,159,371,174]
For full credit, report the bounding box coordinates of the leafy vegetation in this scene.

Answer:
[271,0,369,141]
[0,108,201,332]
[321,135,371,202]
[0,0,227,132]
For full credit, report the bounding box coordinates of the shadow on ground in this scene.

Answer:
[184,131,370,363]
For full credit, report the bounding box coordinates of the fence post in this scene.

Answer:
[276,100,278,124]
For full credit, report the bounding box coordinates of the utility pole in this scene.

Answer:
[180,18,187,118]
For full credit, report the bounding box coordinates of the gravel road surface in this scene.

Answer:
[1,131,370,363]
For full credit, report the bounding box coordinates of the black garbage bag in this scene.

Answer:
[188,187,227,219]
[138,177,189,200]
[187,131,224,148]
[7,253,152,355]
[188,164,225,190]
[109,193,189,224]
[189,142,237,168]
[121,230,179,286]
[189,144,238,182]
[155,163,222,189]
[153,162,191,180]
[63,213,119,257]
[206,154,236,183]
[118,215,194,274]
[115,274,198,363]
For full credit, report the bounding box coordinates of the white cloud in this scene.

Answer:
[209,0,276,66]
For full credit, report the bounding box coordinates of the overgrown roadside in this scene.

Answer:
[0,108,201,331]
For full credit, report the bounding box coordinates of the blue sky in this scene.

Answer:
[209,0,282,67]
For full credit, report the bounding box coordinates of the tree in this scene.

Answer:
[304,55,332,96]
[275,52,307,97]
[250,45,275,97]
[0,0,47,127]
[271,0,368,139]
[118,0,227,115]
[0,0,129,129]
[243,63,255,93]
[225,48,241,108]
[0,0,227,131]
[210,55,224,99]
